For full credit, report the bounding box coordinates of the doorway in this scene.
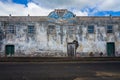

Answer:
[5,45,15,55]
[107,42,115,57]
[67,43,76,57]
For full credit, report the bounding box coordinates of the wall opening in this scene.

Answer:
[5,45,15,56]
[107,42,115,57]
[67,43,76,57]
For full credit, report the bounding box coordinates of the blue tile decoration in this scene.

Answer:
[48,10,75,19]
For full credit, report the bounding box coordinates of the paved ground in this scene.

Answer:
[0,61,120,80]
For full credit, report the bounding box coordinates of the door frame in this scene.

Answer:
[5,45,15,56]
[106,42,115,57]
[67,43,76,57]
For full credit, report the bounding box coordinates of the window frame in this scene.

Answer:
[48,25,56,34]
[27,25,35,34]
[7,25,15,34]
[107,25,113,33]
[68,26,76,34]
[87,25,94,33]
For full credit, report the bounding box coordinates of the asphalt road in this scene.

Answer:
[0,61,120,80]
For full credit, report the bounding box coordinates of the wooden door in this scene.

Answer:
[5,45,14,55]
[107,42,115,57]
[67,43,76,57]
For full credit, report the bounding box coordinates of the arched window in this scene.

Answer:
[48,11,59,19]
[62,11,75,19]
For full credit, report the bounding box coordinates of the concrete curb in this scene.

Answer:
[0,57,120,62]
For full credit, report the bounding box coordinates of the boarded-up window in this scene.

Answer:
[48,25,56,34]
[68,26,75,34]
[88,25,94,33]
[28,25,35,34]
[7,25,15,34]
[107,25,113,33]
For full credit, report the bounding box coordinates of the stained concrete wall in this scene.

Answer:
[0,16,120,57]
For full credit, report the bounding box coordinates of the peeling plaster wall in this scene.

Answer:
[0,16,120,57]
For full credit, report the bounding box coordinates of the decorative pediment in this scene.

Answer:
[48,9,75,20]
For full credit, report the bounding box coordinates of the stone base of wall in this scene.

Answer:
[14,51,68,57]
[1,51,120,57]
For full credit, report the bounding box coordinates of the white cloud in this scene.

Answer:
[0,1,88,16]
[27,2,53,16]
[31,0,102,9]
[98,0,120,11]
[0,0,119,16]
[0,1,53,16]
[32,0,120,11]
[72,9,88,16]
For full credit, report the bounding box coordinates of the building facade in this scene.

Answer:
[0,9,120,57]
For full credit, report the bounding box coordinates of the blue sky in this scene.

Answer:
[12,0,28,5]
[0,0,120,16]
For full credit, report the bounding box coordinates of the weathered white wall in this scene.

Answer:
[0,17,120,57]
